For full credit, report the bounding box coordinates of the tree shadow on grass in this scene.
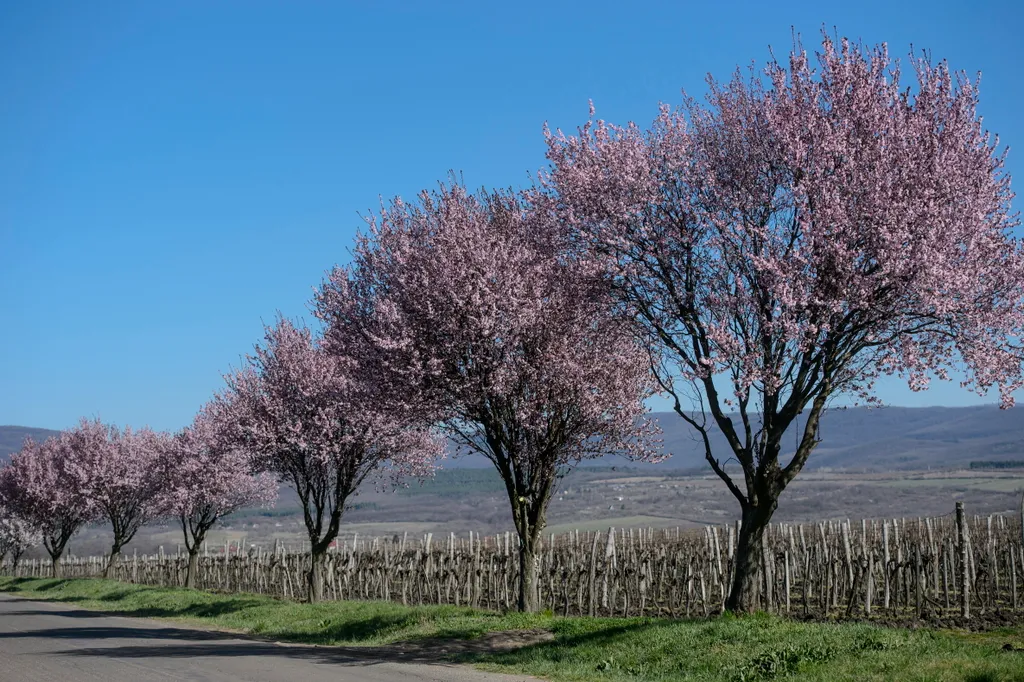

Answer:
[455,619,677,667]
[0,624,239,642]
[56,640,471,667]
[50,622,653,670]
[0,592,264,621]
[306,612,433,644]
[0,578,72,592]
[127,598,266,620]
[1,591,527,655]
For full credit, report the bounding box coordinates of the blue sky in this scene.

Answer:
[1,1,1022,432]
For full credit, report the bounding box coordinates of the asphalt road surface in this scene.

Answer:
[0,593,538,682]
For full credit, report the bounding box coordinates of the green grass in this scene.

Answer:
[3,576,1024,681]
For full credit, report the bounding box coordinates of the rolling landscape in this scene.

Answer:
[6,405,1023,559]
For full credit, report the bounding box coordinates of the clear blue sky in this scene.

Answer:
[2,1,1022,432]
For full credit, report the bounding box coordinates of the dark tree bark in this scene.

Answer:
[42,518,79,581]
[288,456,359,604]
[656,351,832,613]
[486,421,559,614]
[697,386,828,613]
[180,512,216,590]
[726,501,775,612]
[104,544,123,579]
[309,551,328,603]
[517,534,540,612]
[102,500,146,579]
[186,548,200,589]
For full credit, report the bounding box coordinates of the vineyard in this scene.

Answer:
[6,503,1020,623]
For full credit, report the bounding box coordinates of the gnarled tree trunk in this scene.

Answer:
[510,490,550,613]
[308,550,327,603]
[726,502,775,612]
[104,541,125,579]
[185,548,200,588]
[517,534,540,612]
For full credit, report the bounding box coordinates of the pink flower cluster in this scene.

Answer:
[543,34,1023,411]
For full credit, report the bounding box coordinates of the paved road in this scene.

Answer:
[0,594,538,682]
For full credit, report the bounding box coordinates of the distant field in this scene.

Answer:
[587,475,670,485]
[47,465,1024,560]
[545,515,697,535]
[875,476,1024,492]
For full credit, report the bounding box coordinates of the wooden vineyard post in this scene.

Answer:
[1012,548,1018,612]
[882,521,890,611]
[784,550,791,614]
[942,540,951,610]
[865,548,874,616]
[914,543,922,619]
[957,502,969,619]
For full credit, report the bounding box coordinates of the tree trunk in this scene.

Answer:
[104,542,124,579]
[185,548,200,589]
[518,536,540,612]
[51,555,62,579]
[308,550,327,603]
[726,503,774,613]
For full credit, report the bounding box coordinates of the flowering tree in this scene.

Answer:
[226,318,441,602]
[0,505,39,571]
[316,184,660,612]
[66,421,169,577]
[0,429,100,577]
[544,34,1024,611]
[158,397,278,588]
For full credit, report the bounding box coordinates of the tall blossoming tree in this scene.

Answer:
[544,33,1024,611]
[158,397,278,588]
[0,428,101,577]
[65,421,169,577]
[316,184,661,612]
[226,318,442,602]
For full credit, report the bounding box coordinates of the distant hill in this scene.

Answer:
[446,405,1024,473]
[0,426,61,463]
[3,405,1022,472]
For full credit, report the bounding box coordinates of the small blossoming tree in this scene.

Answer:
[0,429,100,577]
[226,318,442,602]
[157,397,278,588]
[65,420,169,577]
[0,504,39,571]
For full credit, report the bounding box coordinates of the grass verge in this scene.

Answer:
[2,576,1023,681]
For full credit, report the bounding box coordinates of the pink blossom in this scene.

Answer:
[315,183,661,611]
[156,396,278,587]
[224,318,443,600]
[60,418,170,573]
[0,504,39,569]
[0,427,102,576]
[544,32,1023,612]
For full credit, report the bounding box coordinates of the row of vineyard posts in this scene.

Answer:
[5,503,1019,621]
